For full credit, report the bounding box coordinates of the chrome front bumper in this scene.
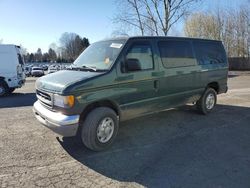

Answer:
[33,101,80,137]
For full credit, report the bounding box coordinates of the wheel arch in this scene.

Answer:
[79,99,121,124]
[207,82,219,93]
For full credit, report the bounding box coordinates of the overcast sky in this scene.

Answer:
[0,0,247,53]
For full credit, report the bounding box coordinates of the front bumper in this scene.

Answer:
[33,101,80,137]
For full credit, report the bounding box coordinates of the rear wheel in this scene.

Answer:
[80,107,119,151]
[0,81,9,97]
[197,88,217,115]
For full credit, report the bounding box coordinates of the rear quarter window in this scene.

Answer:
[158,40,196,68]
[193,41,226,65]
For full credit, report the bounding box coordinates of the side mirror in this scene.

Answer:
[125,58,141,72]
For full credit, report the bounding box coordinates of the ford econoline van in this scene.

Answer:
[33,37,228,151]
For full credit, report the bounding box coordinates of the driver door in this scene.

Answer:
[115,39,159,120]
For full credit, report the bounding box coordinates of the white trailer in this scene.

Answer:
[0,44,26,96]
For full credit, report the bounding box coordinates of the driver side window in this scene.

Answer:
[122,43,154,73]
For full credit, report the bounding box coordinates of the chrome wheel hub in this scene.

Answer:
[206,93,215,110]
[97,117,114,143]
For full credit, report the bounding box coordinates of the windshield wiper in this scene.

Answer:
[67,64,77,70]
[67,64,107,72]
[81,65,97,72]
[67,64,95,71]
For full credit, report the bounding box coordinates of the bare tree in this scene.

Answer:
[59,32,90,62]
[184,12,221,40]
[184,6,250,58]
[48,48,57,62]
[113,0,145,35]
[35,48,43,62]
[59,32,77,61]
[114,0,200,36]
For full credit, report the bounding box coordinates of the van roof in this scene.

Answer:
[0,44,20,48]
[103,36,222,43]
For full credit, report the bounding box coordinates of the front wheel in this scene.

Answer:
[80,107,119,151]
[197,88,217,115]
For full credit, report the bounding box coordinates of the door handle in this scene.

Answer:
[154,80,159,91]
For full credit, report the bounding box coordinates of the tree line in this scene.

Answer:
[23,32,90,63]
[184,6,250,58]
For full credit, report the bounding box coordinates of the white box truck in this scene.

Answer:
[0,44,26,97]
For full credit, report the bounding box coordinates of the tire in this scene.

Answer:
[0,81,9,97]
[197,88,217,115]
[80,107,119,151]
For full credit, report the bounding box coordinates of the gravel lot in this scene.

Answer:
[0,72,250,188]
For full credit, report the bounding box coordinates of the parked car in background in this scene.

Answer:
[33,36,228,151]
[48,64,61,74]
[0,44,26,96]
[31,67,44,77]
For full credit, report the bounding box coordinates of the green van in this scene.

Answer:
[33,36,228,151]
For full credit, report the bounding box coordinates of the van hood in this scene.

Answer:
[36,70,102,93]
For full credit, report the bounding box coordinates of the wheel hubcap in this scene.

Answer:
[97,117,114,143]
[206,93,215,110]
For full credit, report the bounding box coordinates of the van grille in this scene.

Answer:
[36,89,53,108]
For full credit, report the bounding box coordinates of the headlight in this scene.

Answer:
[53,94,75,108]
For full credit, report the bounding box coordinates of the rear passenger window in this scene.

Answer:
[193,41,225,65]
[158,40,196,68]
[125,43,153,70]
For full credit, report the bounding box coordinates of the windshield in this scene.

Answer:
[73,39,126,70]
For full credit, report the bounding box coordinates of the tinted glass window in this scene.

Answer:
[158,40,196,68]
[125,43,153,71]
[193,41,225,65]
